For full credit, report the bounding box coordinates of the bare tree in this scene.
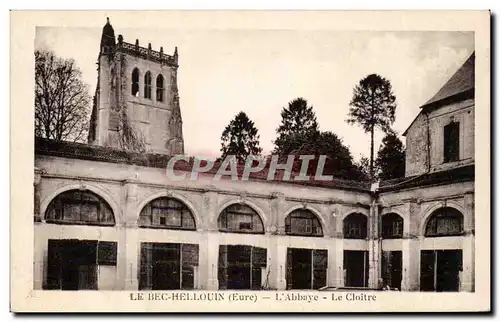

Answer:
[35,50,91,142]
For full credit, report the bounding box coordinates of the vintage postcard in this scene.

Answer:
[10,10,490,312]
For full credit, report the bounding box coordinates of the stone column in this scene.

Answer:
[401,201,421,291]
[33,226,45,290]
[33,168,45,289]
[121,181,139,290]
[200,191,219,290]
[33,168,43,223]
[368,202,382,289]
[325,204,338,288]
[269,192,286,290]
[461,191,475,292]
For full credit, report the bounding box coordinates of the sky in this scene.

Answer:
[35,25,474,161]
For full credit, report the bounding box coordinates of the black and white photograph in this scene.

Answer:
[9,10,490,312]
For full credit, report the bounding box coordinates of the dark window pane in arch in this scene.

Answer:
[382,213,404,239]
[425,207,463,237]
[343,213,367,239]
[139,197,196,230]
[444,121,460,163]
[131,68,140,97]
[218,204,264,234]
[285,209,323,237]
[44,190,115,226]
[156,74,164,102]
[144,71,152,99]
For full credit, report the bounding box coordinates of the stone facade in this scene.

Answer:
[33,21,475,292]
[88,19,184,155]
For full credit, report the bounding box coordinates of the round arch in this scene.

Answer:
[282,204,328,235]
[215,198,268,228]
[136,191,201,229]
[342,212,368,239]
[341,208,369,221]
[381,212,404,239]
[420,201,466,236]
[40,183,121,225]
[381,208,408,223]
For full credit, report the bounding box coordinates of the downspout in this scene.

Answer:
[425,109,431,172]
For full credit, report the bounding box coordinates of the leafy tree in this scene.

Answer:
[346,74,397,179]
[355,156,372,181]
[376,131,406,180]
[273,97,319,156]
[220,111,262,162]
[35,50,91,142]
[296,131,366,180]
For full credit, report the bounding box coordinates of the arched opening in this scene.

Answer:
[217,203,264,234]
[156,74,164,102]
[44,189,117,290]
[137,197,199,290]
[382,213,404,239]
[380,213,404,290]
[343,213,367,239]
[217,203,266,290]
[131,68,140,97]
[424,207,464,237]
[138,197,196,230]
[44,189,115,226]
[285,208,323,237]
[144,71,152,99]
[421,207,464,292]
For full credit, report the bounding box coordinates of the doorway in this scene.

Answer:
[45,239,117,290]
[286,248,328,290]
[382,251,402,290]
[139,242,199,290]
[420,249,462,292]
[344,250,368,287]
[218,245,267,290]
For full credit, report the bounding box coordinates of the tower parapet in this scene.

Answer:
[116,37,178,67]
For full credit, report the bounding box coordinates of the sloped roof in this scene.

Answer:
[403,52,475,136]
[34,138,371,192]
[378,164,474,193]
[421,52,475,109]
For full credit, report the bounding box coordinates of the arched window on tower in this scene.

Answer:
[425,207,464,237]
[343,213,368,239]
[156,74,164,102]
[144,71,152,99]
[131,68,140,97]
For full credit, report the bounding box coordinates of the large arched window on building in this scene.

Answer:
[285,209,323,237]
[156,74,164,102]
[138,197,196,230]
[131,68,140,97]
[424,207,464,237]
[343,213,368,239]
[218,204,264,234]
[144,71,152,99]
[382,213,404,239]
[44,189,115,226]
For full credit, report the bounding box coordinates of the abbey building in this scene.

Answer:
[33,20,475,292]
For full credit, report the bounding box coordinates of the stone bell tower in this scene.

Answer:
[88,18,185,155]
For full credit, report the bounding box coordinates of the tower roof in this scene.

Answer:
[100,17,116,49]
